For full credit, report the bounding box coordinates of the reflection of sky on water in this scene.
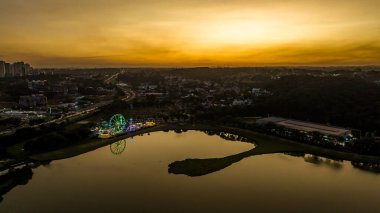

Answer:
[1,131,380,212]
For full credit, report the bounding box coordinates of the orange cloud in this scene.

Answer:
[0,0,379,67]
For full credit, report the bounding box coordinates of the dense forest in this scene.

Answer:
[254,76,380,132]
[189,75,380,134]
[118,69,380,133]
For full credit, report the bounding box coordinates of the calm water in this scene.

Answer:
[1,131,380,212]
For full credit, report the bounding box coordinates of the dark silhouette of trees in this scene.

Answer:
[254,76,380,132]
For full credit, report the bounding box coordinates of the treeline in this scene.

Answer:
[23,123,92,154]
[192,107,380,155]
[251,122,380,156]
[117,71,163,87]
[0,122,93,155]
[205,118,380,156]
[255,76,380,132]
[170,75,380,134]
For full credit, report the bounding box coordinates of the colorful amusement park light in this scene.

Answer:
[93,114,157,139]
[109,114,127,134]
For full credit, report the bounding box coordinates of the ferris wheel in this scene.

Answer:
[109,114,127,134]
[110,140,126,155]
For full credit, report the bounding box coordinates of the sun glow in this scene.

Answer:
[0,0,379,67]
[197,19,303,46]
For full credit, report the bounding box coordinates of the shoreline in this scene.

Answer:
[28,123,380,164]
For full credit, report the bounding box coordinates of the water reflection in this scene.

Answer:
[167,130,258,176]
[0,160,54,203]
[109,137,134,155]
[285,153,344,170]
[303,154,343,169]
[169,148,255,176]
[202,131,249,142]
[352,162,380,174]
[168,130,380,177]
[2,129,380,208]
[110,140,126,155]
[168,149,380,177]
[0,166,33,202]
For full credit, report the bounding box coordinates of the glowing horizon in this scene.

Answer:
[1,0,379,68]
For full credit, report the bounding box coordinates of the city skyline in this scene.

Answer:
[1,0,380,67]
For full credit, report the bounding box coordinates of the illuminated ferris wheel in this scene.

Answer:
[109,114,127,134]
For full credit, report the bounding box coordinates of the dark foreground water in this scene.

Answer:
[1,131,380,212]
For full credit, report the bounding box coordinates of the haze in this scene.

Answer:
[1,0,379,67]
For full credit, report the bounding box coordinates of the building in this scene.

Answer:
[251,88,270,96]
[19,94,48,108]
[5,63,14,76]
[67,84,79,95]
[11,61,31,76]
[28,80,47,90]
[0,61,5,77]
[257,117,355,143]
[0,61,32,77]
[13,62,25,76]
[232,99,245,106]
[24,63,31,75]
[51,85,68,96]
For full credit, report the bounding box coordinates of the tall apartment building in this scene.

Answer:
[1,60,32,77]
[0,61,5,77]
[5,63,14,76]
[13,61,25,76]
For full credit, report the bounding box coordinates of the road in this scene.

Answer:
[105,69,135,102]
[119,86,136,102]
[0,69,135,136]
[0,100,113,136]
[104,69,124,84]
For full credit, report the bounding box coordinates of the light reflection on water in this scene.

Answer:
[1,130,380,213]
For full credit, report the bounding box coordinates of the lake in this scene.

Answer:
[1,130,380,212]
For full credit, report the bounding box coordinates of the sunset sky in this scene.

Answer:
[1,0,379,67]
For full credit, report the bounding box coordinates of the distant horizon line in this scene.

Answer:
[33,65,380,69]
[3,59,380,69]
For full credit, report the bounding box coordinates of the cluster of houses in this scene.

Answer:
[130,75,271,110]
[17,77,116,114]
